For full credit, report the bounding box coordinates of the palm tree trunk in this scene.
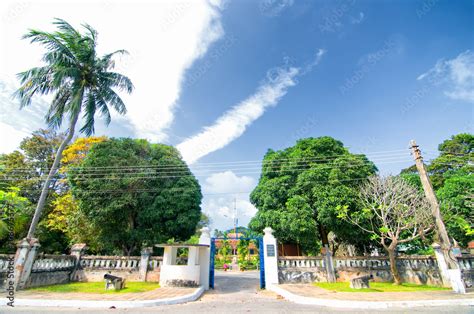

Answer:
[26,110,80,239]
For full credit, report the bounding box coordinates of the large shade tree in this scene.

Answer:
[249,137,377,253]
[69,138,202,255]
[14,19,133,238]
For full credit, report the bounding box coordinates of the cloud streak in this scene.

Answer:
[177,66,298,164]
[177,50,325,164]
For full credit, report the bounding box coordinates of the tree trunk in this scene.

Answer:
[387,244,402,285]
[318,223,329,247]
[26,110,81,239]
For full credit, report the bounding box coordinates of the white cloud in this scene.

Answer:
[203,170,256,194]
[0,122,29,153]
[0,0,225,150]
[200,170,258,231]
[417,50,474,103]
[0,78,47,153]
[177,66,299,164]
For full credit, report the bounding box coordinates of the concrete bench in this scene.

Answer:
[350,274,373,289]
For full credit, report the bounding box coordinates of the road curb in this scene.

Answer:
[0,286,204,308]
[268,285,474,309]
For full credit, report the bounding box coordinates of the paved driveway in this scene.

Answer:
[2,271,472,313]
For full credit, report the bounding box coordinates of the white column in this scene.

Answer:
[188,247,199,265]
[432,243,450,287]
[263,227,279,287]
[199,227,211,290]
[163,246,177,265]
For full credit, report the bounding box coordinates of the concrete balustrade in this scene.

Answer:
[277,254,474,287]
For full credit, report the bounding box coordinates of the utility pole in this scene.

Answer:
[409,140,461,272]
[410,140,466,293]
[233,198,237,237]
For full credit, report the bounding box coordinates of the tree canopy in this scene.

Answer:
[69,138,202,255]
[0,188,31,253]
[249,136,377,253]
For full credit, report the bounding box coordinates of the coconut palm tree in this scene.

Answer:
[15,19,133,239]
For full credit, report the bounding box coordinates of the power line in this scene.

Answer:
[1,152,423,173]
[1,159,466,182]
[0,149,424,172]
[1,158,415,182]
[16,176,381,195]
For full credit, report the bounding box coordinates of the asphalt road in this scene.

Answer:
[1,271,472,314]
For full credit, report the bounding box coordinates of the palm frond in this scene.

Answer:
[101,72,134,93]
[45,86,71,129]
[99,87,127,115]
[80,92,97,136]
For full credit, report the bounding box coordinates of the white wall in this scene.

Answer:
[159,265,201,287]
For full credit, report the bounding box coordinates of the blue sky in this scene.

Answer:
[0,0,473,232]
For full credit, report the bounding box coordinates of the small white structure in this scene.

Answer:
[156,243,209,288]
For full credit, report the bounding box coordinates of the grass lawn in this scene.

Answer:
[26,281,160,294]
[314,282,450,293]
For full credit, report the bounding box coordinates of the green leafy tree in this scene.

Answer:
[0,130,65,202]
[14,19,133,239]
[249,137,377,253]
[219,238,232,264]
[46,191,102,252]
[0,130,72,253]
[337,176,433,284]
[69,138,202,255]
[237,238,250,270]
[429,133,473,189]
[401,133,472,189]
[437,174,473,247]
[0,187,31,253]
[213,229,224,238]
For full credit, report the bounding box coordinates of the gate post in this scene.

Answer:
[139,246,152,282]
[323,244,336,283]
[263,227,279,287]
[14,238,40,290]
[199,227,211,290]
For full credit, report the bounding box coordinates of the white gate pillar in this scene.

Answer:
[199,227,211,290]
[263,227,279,287]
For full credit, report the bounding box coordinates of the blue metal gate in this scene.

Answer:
[209,236,265,289]
[209,237,216,289]
[258,237,265,289]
